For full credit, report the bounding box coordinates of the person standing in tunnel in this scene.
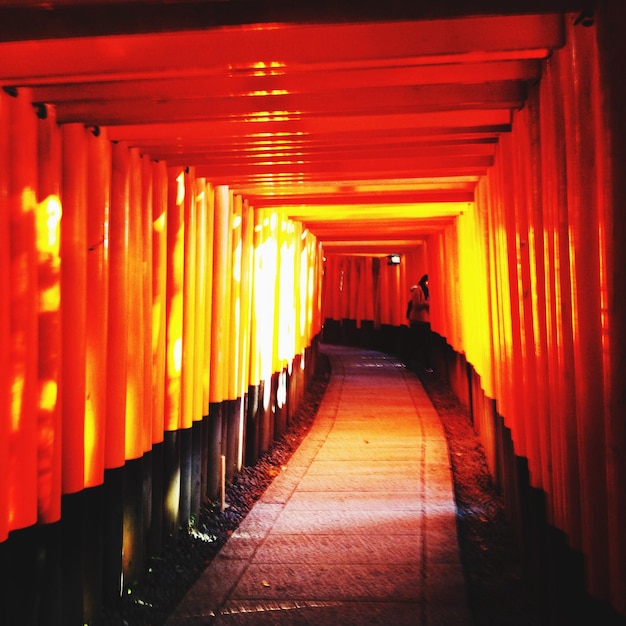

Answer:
[406,274,433,372]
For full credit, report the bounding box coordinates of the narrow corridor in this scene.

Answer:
[166,345,470,625]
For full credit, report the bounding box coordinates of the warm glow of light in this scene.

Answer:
[281,202,469,220]
[249,132,305,138]
[176,171,185,206]
[39,380,58,412]
[84,399,98,485]
[36,196,62,256]
[173,337,183,374]
[154,211,165,233]
[244,111,297,123]
[11,375,25,431]
[276,370,287,409]
[231,61,286,77]
[246,89,289,96]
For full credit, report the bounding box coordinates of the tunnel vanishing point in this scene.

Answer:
[1,1,625,624]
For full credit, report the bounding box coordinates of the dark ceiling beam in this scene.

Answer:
[0,1,592,42]
[51,81,526,125]
[107,110,512,144]
[0,14,563,85]
[28,59,541,102]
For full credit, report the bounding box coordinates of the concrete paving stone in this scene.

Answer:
[270,508,422,536]
[313,446,423,462]
[423,482,456,502]
[425,528,465,565]
[305,459,421,475]
[230,562,422,602]
[235,503,284,533]
[296,473,420,493]
[322,434,423,447]
[422,500,458,517]
[251,533,421,565]
[424,564,470,618]
[219,534,262,561]
[166,555,249,623]
[425,447,453,466]
[259,476,300,504]
[282,491,424,512]
[215,600,425,625]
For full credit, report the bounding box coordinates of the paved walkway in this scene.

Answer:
[165,344,471,625]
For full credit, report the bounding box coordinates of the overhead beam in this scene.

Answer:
[0,15,563,84]
[0,1,587,42]
[51,81,526,125]
[28,59,541,102]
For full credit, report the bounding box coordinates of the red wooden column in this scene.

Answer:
[209,185,232,407]
[558,21,610,600]
[5,88,39,532]
[181,168,197,431]
[193,178,208,424]
[84,127,111,488]
[538,57,578,540]
[106,141,130,471]
[36,103,62,522]
[248,208,264,394]
[228,194,243,406]
[151,160,168,446]
[0,90,10,542]
[61,123,88,494]
[125,148,145,462]
[164,168,185,435]
[201,181,215,417]
[239,199,254,401]
[597,1,626,614]
[498,132,528,459]
[140,157,154,454]
[207,185,232,497]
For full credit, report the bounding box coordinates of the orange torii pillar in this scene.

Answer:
[36,103,63,529]
[163,168,185,534]
[84,127,110,491]
[224,193,243,481]
[237,199,254,471]
[0,90,10,545]
[199,180,215,499]
[120,147,149,586]
[208,185,233,499]
[245,207,265,465]
[257,209,278,456]
[179,166,197,527]
[82,125,111,621]
[190,177,209,515]
[101,139,131,603]
[150,159,168,553]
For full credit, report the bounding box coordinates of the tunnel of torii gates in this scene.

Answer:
[1,6,626,626]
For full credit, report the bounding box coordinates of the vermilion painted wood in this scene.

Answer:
[105,140,130,468]
[125,147,146,458]
[36,104,62,522]
[181,167,197,429]
[164,167,184,432]
[84,123,110,486]
[209,185,231,404]
[60,123,88,492]
[0,91,11,542]
[151,160,168,444]
[0,15,562,83]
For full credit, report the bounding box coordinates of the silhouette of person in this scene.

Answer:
[405,274,433,372]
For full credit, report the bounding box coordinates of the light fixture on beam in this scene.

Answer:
[387,254,401,266]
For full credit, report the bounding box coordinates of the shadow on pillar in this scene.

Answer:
[206,402,223,501]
